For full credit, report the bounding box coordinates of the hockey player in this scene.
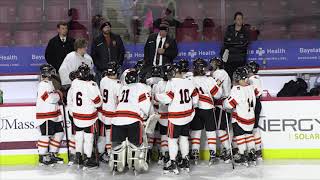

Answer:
[152,65,170,165]
[155,63,199,174]
[223,67,257,166]
[246,61,263,160]
[36,64,64,166]
[110,70,151,174]
[210,57,233,163]
[67,64,102,169]
[98,61,122,163]
[178,59,193,79]
[190,58,223,165]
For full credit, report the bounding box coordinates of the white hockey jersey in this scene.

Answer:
[152,80,169,126]
[146,77,163,87]
[36,80,62,126]
[193,76,222,110]
[248,75,262,97]
[59,51,95,86]
[223,85,256,132]
[99,77,122,125]
[67,79,102,128]
[155,78,199,126]
[112,83,151,126]
[212,69,231,107]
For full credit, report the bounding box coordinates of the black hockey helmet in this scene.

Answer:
[151,66,162,77]
[210,57,224,69]
[177,59,189,73]
[162,63,176,81]
[193,58,208,76]
[125,70,139,84]
[77,64,91,81]
[69,70,79,81]
[102,61,118,77]
[40,64,55,78]
[246,61,260,74]
[134,59,144,71]
[233,66,249,82]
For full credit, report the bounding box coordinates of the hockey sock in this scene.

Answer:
[234,135,246,154]
[75,130,84,154]
[206,131,217,151]
[168,138,178,160]
[160,135,169,154]
[245,134,255,151]
[105,129,112,154]
[154,131,161,150]
[49,132,64,153]
[179,136,189,158]
[97,136,106,154]
[190,130,201,151]
[83,132,94,158]
[147,134,155,150]
[38,136,50,155]
[68,135,76,154]
[253,128,262,150]
[217,130,230,150]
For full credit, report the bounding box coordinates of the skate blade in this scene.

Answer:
[163,170,179,175]
[183,168,190,173]
[224,159,231,164]
[83,166,98,171]
[56,161,64,164]
[68,162,74,166]
[39,163,55,167]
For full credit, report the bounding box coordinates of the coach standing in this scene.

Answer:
[91,21,125,83]
[144,20,178,70]
[220,12,250,78]
[45,22,75,71]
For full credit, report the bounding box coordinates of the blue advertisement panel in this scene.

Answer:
[0,40,319,74]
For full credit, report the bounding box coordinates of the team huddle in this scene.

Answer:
[35,58,263,175]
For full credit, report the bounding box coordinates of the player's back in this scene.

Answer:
[166,78,197,125]
[230,85,256,131]
[69,79,101,127]
[113,83,151,126]
[193,76,221,109]
[99,77,122,124]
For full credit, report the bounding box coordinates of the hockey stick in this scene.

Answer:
[93,122,100,167]
[62,103,70,163]
[225,111,235,169]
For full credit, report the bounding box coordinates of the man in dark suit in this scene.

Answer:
[91,21,125,83]
[45,22,75,71]
[144,20,178,70]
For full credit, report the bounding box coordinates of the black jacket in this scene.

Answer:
[91,33,125,71]
[45,35,75,70]
[144,33,178,67]
[220,24,249,63]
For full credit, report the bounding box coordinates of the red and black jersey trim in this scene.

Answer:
[159,112,168,119]
[232,112,255,125]
[191,89,198,97]
[73,111,98,120]
[168,109,194,119]
[93,96,101,104]
[114,110,143,121]
[167,91,174,99]
[36,110,61,119]
[100,109,115,118]
[229,98,238,108]
[199,95,213,105]
[138,94,147,102]
[210,85,219,96]
[41,91,49,101]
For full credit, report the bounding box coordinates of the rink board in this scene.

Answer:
[1,98,320,165]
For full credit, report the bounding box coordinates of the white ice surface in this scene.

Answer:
[1,160,320,180]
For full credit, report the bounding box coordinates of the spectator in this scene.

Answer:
[67,8,89,40]
[91,14,105,39]
[153,8,181,36]
[144,20,178,70]
[91,21,125,83]
[45,22,74,71]
[59,38,94,89]
[220,12,250,78]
